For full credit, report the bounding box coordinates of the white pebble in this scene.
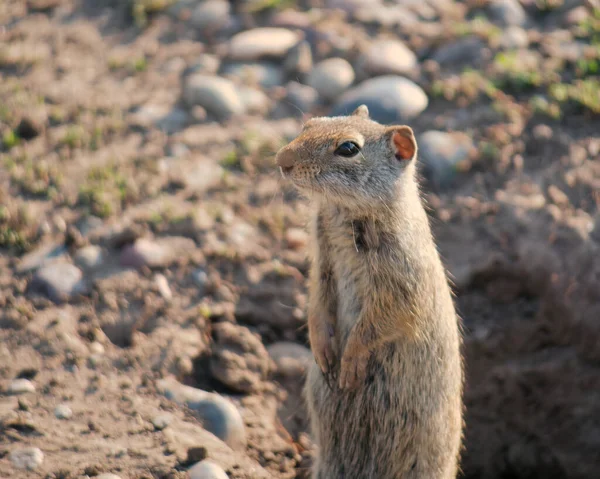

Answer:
[8,378,35,395]
[154,273,172,301]
[9,447,44,470]
[54,404,73,420]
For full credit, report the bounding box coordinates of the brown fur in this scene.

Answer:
[276,106,464,478]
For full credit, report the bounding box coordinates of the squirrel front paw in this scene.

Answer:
[339,341,370,390]
[309,322,338,387]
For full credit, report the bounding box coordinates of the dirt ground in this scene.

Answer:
[1,0,599,478]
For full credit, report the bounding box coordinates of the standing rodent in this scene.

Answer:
[275,105,463,478]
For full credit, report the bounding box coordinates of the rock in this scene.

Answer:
[157,378,247,449]
[74,245,103,270]
[433,37,487,66]
[228,28,301,61]
[54,404,73,419]
[28,263,85,303]
[9,447,44,470]
[152,413,172,430]
[359,39,417,76]
[189,460,229,479]
[487,0,527,27]
[190,0,231,34]
[96,474,122,479]
[8,378,36,395]
[120,237,195,269]
[267,342,312,378]
[326,0,382,13]
[191,269,209,293]
[183,74,244,120]
[354,4,418,28]
[210,322,272,393]
[154,273,172,301]
[308,58,355,102]
[285,228,308,250]
[284,40,313,77]
[283,82,318,116]
[186,54,221,75]
[17,242,68,273]
[418,131,474,188]
[238,86,271,115]
[221,62,283,89]
[499,26,529,49]
[130,104,189,133]
[332,75,428,123]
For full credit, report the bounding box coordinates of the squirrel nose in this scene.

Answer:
[276,148,298,172]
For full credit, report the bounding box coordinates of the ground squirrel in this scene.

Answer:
[276,105,463,478]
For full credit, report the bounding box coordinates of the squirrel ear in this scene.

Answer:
[351,104,369,118]
[389,126,417,161]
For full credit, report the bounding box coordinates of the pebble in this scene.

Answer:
[238,86,271,115]
[8,378,36,395]
[157,378,247,450]
[354,4,417,28]
[74,245,103,270]
[17,242,68,273]
[221,62,283,89]
[283,82,318,117]
[228,28,301,61]
[210,322,271,393]
[190,0,231,34]
[359,39,417,76]
[154,273,172,301]
[89,341,105,355]
[183,74,244,120]
[120,237,194,269]
[191,269,209,293]
[54,404,73,419]
[189,460,229,479]
[308,58,355,102]
[433,37,487,66]
[152,413,172,430]
[332,75,428,123]
[28,263,85,304]
[487,0,527,27]
[186,54,221,76]
[418,131,474,188]
[267,342,312,377]
[285,228,308,250]
[284,40,313,77]
[326,0,382,13]
[96,474,123,479]
[499,26,529,49]
[9,447,44,470]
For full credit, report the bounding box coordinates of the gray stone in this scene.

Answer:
[499,26,529,49]
[8,378,36,395]
[192,269,209,293]
[210,322,272,393]
[28,263,85,303]
[238,87,271,115]
[283,81,319,116]
[360,39,417,76]
[120,237,195,269]
[9,447,44,470]
[74,245,104,270]
[332,75,428,123]
[183,74,244,120]
[433,37,487,66]
[17,242,68,273]
[54,404,73,419]
[267,342,312,378]
[308,58,355,102]
[284,40,313,77]
[157,378,246,450]
[152,413,172,430]
[130,104,189,133]
[189,460,229,479]
[488,0,527,27]
[190,0,231,34]
[221,62,283,89]
[418,131,474,188]
[228,28,301,61]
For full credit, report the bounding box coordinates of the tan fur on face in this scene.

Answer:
[277,106,464,479]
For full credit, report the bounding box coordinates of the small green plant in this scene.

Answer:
[132,56,147,72]
[60,125,86,149]
[529,95,562,120]
[2,130,20,149]
[550,79,600,114]
[493,51,544,91]
[246,0,295,13]
[220,150,240,170]
[131,0,177,27]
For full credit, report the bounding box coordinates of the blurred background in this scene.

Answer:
[1,0,599,478]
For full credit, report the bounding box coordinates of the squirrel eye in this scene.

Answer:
[334,141,360,157]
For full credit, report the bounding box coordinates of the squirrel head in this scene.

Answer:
[276,105,418,208]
